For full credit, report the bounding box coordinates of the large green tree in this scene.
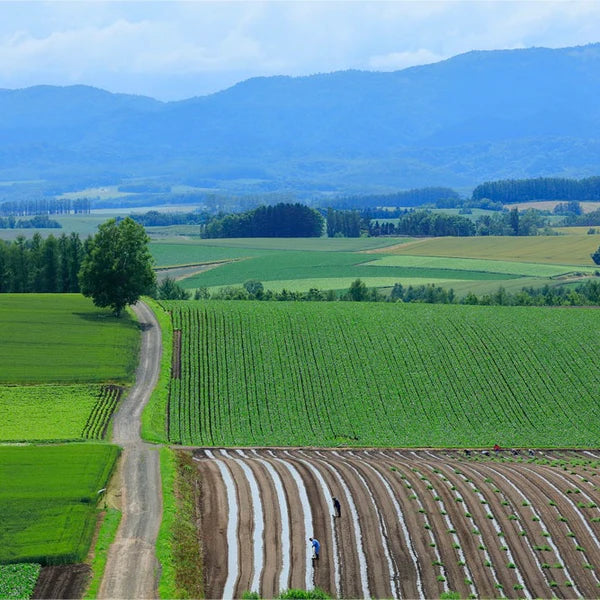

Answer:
[79,217,156,316]
[592,245,600,266]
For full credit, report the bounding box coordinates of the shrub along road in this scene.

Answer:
[98,301,162,600]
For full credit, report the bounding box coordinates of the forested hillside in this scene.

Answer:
[1,44,600,196]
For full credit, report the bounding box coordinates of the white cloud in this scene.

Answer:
[0,1,599,99]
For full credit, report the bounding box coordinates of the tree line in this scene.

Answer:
[157,276,600,307]
[0,233,85,293]
[0,197,91,216]
[472,176,600,204]
[367,208,549,237]
[128,210,209,227]
[325,209,363,237]
[175,279,600,306]
[0,215,62,229]
[202,203,324,238]
[333,187,460,209]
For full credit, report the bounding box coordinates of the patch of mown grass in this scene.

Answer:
[157,449,203,600]
[83,509,122,600]
[141,299,171,444]
[0,444,119,565]
[0,294,139,384]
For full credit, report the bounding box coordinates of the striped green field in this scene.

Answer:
[0,294,139,383]
[152,234,599,296]
[0,385,122,442]
[150,237,408,267]
[162,300,600,448]
[364,255,589,277]
[176,250,515,291]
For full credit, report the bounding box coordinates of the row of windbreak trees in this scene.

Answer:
[0,197,92,216]
[472,176,600,203]
[368,207,547,237]
[0,233,84,293]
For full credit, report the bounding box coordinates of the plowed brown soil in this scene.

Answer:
[32,565,91,600]
[192,449,600,599]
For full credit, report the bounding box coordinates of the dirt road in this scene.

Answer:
[99,301,163,600]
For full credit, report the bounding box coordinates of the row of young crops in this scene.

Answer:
[162,301,600,447]
[193,449,600,600]
[81,385,123,439]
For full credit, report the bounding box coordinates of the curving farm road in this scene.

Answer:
[98,301,163,600]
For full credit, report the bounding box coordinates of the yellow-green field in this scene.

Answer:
[372,234,599,265]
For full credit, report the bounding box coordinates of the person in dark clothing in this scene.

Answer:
[309,537,320,560]
[332,496,341,518]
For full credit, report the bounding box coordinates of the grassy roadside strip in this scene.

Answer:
[157,448,204,600]
[83,509,122,600]
[156,447,176,599]
[140,298,172,443]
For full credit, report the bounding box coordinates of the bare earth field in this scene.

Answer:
[32,565,91,600]
[193,448,600,600]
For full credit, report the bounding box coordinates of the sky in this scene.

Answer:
[1,1,599,101]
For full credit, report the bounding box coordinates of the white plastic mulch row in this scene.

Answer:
[481,463,583,598]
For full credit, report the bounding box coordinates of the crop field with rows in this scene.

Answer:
[0,384,122,442]
[0,444,120,565]
[162,301,600,448]
[191,448,600,600]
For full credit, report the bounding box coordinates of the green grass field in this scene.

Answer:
[0,444,119,564]
[162,301,600,448]
[176,250,515,291]
[364,254,588,277]
[150,237,407,267]
[151,234,600,296]
[0,295,139,383]
[0,385,121,442]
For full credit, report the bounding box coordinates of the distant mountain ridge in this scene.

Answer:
[1,43,600,197]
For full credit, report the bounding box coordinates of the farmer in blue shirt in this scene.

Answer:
[309,537,320,560]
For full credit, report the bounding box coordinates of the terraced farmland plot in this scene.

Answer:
[163,301,600,447]
[192,448,600,600]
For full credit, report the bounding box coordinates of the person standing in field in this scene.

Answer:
[309,537,320,560]
[332,496,341,518]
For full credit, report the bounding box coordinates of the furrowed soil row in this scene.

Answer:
[191,449,600,599]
